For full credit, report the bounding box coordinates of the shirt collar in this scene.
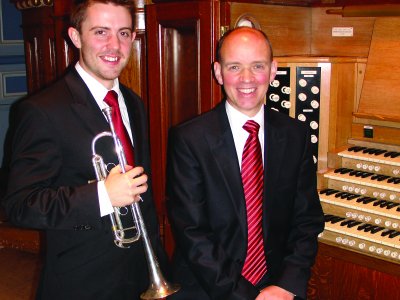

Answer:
[225,101,264,132]
[75,62,120,103]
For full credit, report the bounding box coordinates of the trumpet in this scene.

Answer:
[91,106,180,299]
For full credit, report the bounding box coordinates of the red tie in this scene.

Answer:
[103,90,135,166]
[241,120,267,285]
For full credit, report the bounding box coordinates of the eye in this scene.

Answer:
[253,64,265,70]
[120,30,132,39]
[94,29,107,36]
[227,65,240,71]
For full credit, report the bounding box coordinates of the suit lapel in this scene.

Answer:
[204,103,248,236]
[263,108,286,232]
[64,69,109,136]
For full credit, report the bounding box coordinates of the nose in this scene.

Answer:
[240,67,254,82]
[108,33,121,50]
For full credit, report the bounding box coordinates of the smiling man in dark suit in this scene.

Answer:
[166,27,324,300]
[2,1,168,299]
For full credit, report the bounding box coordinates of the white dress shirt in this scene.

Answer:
[75,62,132,216]
[225,101,265,169]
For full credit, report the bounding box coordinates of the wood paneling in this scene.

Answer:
[312,7,374,56]
[308,243,400,299]
[356,17,400,122]
[120,33,147,101]
[230,4,312,56]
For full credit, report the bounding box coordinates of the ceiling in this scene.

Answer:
[260,0,400,7]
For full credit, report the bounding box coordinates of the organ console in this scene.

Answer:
[319,140,400,264]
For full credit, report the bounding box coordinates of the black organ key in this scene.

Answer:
[335,168,352,174]
[378,175,390,182]
[386,202,400,209]
[373,149,387,155]
[330,216,346,224]
[340,219,353,226]
[347,194,361,200]
[371,174,380,180]
[381,230,395,237]
[349,170,359,176]
[348,146,367,152]
[334,168,345,173]
[319,188,334,194]
[357,223,370,230]
[324,214,336,222]
[364,225,377,232]
[384,151,400,158]
[379,201,389,208]
[361,224,374,232]
[362,148,377,154]
[390,152,400,158]
[384,151,396,157]
[334,192,348,198]
[354,146,367,152]
[389,231,400,239]
[348,146,358,151]
[347,221,362,228]
[392,178,400,184]
[373,199,386,206]
[326,189,339,196]
[361,172,373,178]
[363,197,377,204]
[370,226,385,234]
[356,196,376,204]
[340,193,352,199]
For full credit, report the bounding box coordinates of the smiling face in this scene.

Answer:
[214,28,277,117]
[68,3,135,89]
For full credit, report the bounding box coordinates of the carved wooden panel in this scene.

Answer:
[21,6,57,92]
[146,0,222,254]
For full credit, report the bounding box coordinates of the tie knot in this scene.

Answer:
[243,120,260,135]
[103,90,119,107]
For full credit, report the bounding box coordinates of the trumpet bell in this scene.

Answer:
[140,281,180,299]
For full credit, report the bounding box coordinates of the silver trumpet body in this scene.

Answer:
[91,106,180,299]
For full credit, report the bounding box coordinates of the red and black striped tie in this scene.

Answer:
[241,120,267,285]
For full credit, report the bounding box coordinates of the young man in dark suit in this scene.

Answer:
[3,1,169,299]
[166,27,324,300]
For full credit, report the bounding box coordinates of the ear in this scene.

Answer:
[269,60,278,82]
[213,62,223,85]
[68,27,82,49]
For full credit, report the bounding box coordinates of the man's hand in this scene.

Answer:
[256,285,295,300]
[104,165,148,207]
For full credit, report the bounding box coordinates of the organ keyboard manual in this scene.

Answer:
[318,140,400,264]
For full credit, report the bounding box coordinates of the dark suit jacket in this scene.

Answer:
[2,68,167,300]
[166,101,324,300]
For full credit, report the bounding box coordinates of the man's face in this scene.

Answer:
[214,29,277,117]
[68,3,135,89]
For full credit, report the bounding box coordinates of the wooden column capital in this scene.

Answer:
[11,0,53,10]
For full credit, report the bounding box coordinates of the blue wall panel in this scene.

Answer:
[0,0,26,166]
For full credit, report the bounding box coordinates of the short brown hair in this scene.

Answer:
[70,0,136,32]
